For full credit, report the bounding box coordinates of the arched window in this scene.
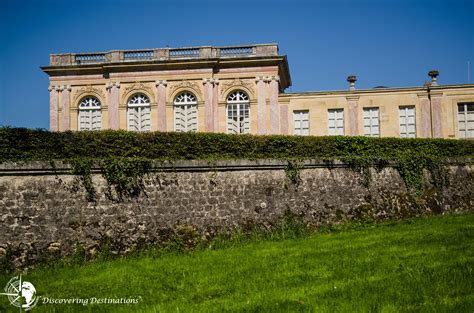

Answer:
[174,92,198,132]
[127,94,151,132]
[227,90,250,134]
[78,96,101,130]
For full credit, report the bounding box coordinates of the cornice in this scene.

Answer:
[279,84,474,98]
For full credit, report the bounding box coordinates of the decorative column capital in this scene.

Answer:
[107,81,120,90]
[202,78,218,85]
[61,85,71,92]
[155,80,167,87]
[256,75,277,83]
[48,86,53,92]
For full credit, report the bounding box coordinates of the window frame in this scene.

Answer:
[293,110,310,136]
[327,108,344,136]
[363,107,380,137]
[226,90,250,134]
[457,102,474,138]
[127,93,151,132]
[173,92,198,132]
[78,96,102,131]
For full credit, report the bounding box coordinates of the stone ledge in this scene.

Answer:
[0,158,471,176]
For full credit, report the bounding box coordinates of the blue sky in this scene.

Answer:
[0,0,472,129]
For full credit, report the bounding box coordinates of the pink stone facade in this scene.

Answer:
[42,44,474,138]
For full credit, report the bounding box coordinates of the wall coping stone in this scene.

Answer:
[0,158,472,176]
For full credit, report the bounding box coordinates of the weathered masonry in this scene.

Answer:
[41,44,474,138]
[0,160,473,268]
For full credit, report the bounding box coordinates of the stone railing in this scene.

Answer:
[49,44,279,66]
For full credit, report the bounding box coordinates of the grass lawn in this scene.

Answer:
[1,213,473,312]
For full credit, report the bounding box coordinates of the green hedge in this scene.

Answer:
[0,127,473,161]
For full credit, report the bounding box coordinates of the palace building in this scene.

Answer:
[41,44,474,138]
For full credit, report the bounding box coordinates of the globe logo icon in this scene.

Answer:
[0,276,39,311]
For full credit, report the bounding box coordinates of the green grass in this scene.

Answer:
[1,214,473,312]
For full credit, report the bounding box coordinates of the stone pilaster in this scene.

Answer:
[347,96,360,136]
[59,85,71,131]
[212,79,219,132]
[203,78,218,132]
[431,92,443,138]
[48,86,59,131]
[255,76,268,135]
[269,76,280,134]
[106,82,120,130]
[155,80,167,132]
[418,92,432,138]
[280,105,288,135]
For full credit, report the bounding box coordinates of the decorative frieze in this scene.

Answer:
[168,80,202,99]
[121,82,154,103]
[73,85,105,104]
[220,78,254,98]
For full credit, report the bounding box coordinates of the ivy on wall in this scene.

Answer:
[1,127,472,199]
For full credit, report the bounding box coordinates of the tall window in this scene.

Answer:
[328,109,344,136]
[78,96,101,130]
[227,91,250,134]
[293,110,309,135]
[399,106,416,138]
[128,94,151,132]
[174,92,198,132]
[458,102,474,138]
[363,107,380,137]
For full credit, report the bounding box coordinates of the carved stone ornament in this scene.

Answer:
[73,85,105,104]
[121,82,155,103]
[220,78,255,98]
[168,80,202,98]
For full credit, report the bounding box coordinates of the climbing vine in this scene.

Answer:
[284,160,303,186]
[70,158,96,201]
[100,158,152,201]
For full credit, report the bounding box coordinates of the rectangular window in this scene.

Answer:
[293,110,309,135]
[458,102,474,138]
[363,107,380,137]
[399,106,416,138]
[328,109,344,136]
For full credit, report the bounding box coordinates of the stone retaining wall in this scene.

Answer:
[0,160,472,269]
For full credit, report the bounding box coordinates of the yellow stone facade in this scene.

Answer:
[42,44,474,138]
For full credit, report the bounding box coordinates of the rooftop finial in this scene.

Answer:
[428,70,439,86]
[347,75,357,90]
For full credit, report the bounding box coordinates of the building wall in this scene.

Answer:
[48,78,474,138]
[284,86,474,138]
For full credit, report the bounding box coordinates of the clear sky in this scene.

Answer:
[0,0,472,129]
